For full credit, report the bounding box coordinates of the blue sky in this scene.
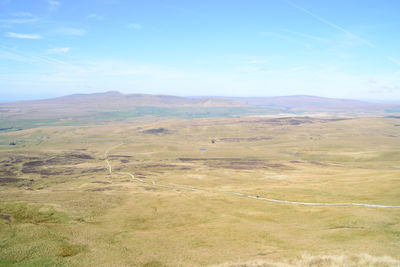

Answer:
[1,0,400,101]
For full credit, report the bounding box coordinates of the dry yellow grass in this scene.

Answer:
[1,115,400,266]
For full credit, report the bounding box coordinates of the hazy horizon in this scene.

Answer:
[2,90,400,104]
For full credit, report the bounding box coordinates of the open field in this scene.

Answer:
[1,115,400,266]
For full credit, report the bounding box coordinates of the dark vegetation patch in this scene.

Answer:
[0,169,17,177]
[81,168,105,174]
[0,178,27,184]
[23,160,45,167]
[308,161,327,166]
[17,152,97,177]
[144,187,159,191]
[290,160,303,163]
[142,128,169,134]
[384,135,397,138]
[0,214,11,222]
[179,167,192,170]
[178,157,241,162]
[241,117,348,126]
[21,166,75,176]
[21,153,95,168]
[138,164,179,169]
[88,187,113,192]
[179,158,289,170]
[58,244,86,257]
[219,136,272,142]
[91,181,111,184]
[109,154,132,158]
[142,260,166,267]
[120,159,129,163]
[46,153,95,164]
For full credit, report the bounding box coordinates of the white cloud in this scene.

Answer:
[6,32,42,39]
[246,59,268,64]
[128,23,142,30]
[0,12,38,24]
[48,0,60,10]
[261,31,312,49]
[12,12,33,17]
[87,13,103,20]
[47,47,70,54]
[52,27,86,36]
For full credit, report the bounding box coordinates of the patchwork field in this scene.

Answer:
[1,115,400,266]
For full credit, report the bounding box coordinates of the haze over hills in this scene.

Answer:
[222,95,398,111]
[1,91,399,114]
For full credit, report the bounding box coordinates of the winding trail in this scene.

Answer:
[104,146,400,209]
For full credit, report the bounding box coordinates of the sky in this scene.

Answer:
[1,0,400,102]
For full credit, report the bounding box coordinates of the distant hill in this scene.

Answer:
[221,95,397,112]
[1,92,399,122]
[0,91,243,120]
[29,91,243,108]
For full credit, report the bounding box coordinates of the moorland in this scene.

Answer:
[1,92,400,266]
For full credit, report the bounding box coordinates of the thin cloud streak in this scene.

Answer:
[6,32,42,39]
[47,47,70,54]
[51,27,86,36]
[0,12,38,24]
[283,0,375,48]
[261,31,312,49]
[387,57,400,67]
[0,46,68,66]
[87,14,103,20]
[280,29,330,43]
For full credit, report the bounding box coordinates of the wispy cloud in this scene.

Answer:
[0,12,38,24]
[6,32,42,39]
[237,64,306,75]
[47,47,70,54]
[280,29,330,43]
[261,31,312,49]
[87,13,103,20]
[387,56,400,67]
[128,23,142,30]
[0,46,67,65]
[52,27,86,36]
[48,0,60,11]
[282,0,375,48]
[246,59,268,64]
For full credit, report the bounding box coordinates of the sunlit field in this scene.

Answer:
[1,115,399,266]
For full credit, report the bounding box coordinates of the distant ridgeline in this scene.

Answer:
[0,91,399,132]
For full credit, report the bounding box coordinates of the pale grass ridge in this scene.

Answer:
[212,253,400,267]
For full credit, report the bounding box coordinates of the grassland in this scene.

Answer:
[1,115,400,266]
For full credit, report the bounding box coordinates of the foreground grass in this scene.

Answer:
[0,115,400,266]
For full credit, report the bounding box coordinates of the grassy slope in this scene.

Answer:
[0,116,400,266]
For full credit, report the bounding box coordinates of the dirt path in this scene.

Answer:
[104,143,123,175]
[104,146,400,209]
